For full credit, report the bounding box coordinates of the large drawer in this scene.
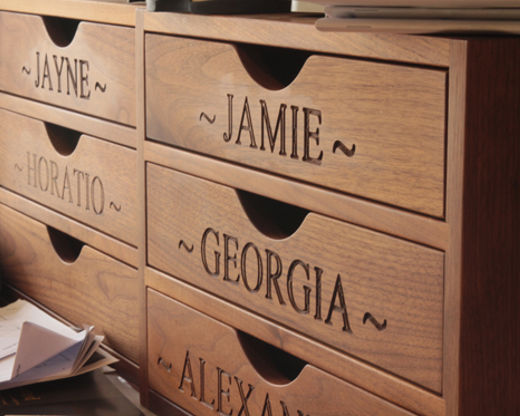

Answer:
[146,163,444,392]
[0,203,139,363]
[0,108,137,246]
[145,34,446,217]
[147,288,416,416]
[0,11,135,126]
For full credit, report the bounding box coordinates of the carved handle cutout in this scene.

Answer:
[236,330,306,385]
[41,16,81,47]
[236,190,308,240]
[47,226,84,263]
[44,122,82,156]
[234,44,311,90]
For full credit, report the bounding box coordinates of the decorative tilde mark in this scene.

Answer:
[109,202,121,212]
[178,240,194,253]
[14,163,23,172]
[94,82,107,93]
[363,312,387,331]
[332,140,356,158]
[199,112,216,124]
[21,66,31,75]
[157,357,172,373]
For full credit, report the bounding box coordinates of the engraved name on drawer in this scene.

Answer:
[148,289,416,416]
[0,109,137,245]
[0,12,135,126]
[146,34,446,217]
[146,163,444,392]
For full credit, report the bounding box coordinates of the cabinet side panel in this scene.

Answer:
[458,39,520,415]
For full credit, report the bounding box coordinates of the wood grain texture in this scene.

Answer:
[0,0,140,26]
[144,141,450,251]
[143,12,450,66]
[0,108,138,246]
[0,203,140,363]
[450,38,520,416]
[147,288,417,416]
[146,34,446,217]
[146,268,445,416]
[146,163,444,392]
[0,187,138,268]
[0,92,136,148]
[135,7,149,407]
[0,11,136,125]
[443,40,467,416]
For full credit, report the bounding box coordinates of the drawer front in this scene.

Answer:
[0,109,137,246]
[0,203,139,363]
[146,163,444,392]
[147,288,416,416]
[146,34,446,217]
[0,12,135,126]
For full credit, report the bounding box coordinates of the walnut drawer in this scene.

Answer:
[146,162,444,393]
[147,288,417,416]
[0,108,137,246]
[0,203,139,364]
[0,11,135,126]
[145,34,446,217]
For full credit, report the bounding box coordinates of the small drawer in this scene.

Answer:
[147,288,416,416]
[145,34,446,217]
[146,163,444,392]
[0,109,137,246]
[0,12,135,126]
[0,203,139,363]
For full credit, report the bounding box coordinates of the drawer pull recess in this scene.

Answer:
[236,190,308,239]
[45,122,81,156]
[147,291,418,415]
[41,16,80,47]
[46,226,84,263]
[236,330,306,385]
[235,44,310,90]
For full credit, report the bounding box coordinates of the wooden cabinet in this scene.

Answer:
[0,1,140,384]
[0,3,519,415]
[140,11,520,416]
[141,21,447,412]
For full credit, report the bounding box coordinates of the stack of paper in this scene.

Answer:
[312,1,520,34]
[0,299,117,390]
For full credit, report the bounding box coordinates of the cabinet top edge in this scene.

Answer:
[143,11,451,67]
[0,0,143,27]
